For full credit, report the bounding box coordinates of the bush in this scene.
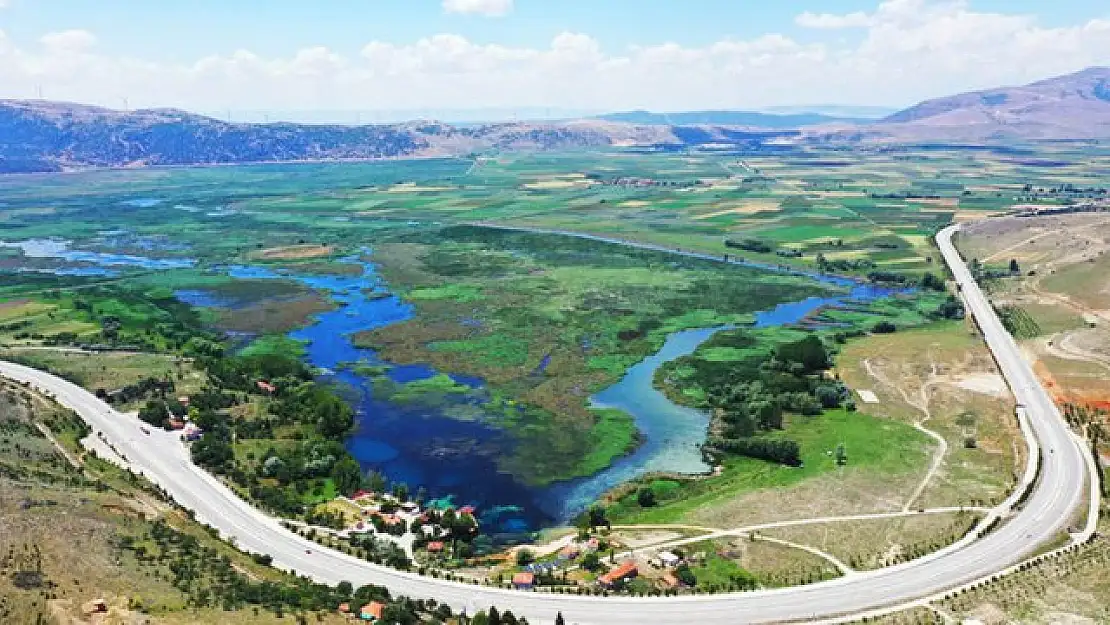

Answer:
[871,321,897,334]
[707,436,801,466]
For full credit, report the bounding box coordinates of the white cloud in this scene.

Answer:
[1,1,1109,113]
[40,29,97,50]
[796,11,872,29]
[442,0,513,17]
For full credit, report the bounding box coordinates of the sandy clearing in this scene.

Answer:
[386,182,454,193]
[694,202,782,220]
[857,389,880,404]
[522,179,595,190]
[252,244,335,260]
[909,198,961,208]
[811,191,867,198]
[952,373,1010,398]
[620,200,651,208]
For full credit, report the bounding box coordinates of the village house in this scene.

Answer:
[426,541,445,553]
[512,572,535,590]
[652,551,682,569]
[359,601,384,621]
[256,380,276,394]
[598,561,638,589]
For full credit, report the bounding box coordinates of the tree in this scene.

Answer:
[872,321,897,334]
[775,335,829,373]
[555,612,566,625]
[331,456,363,497]
[391,482,410,503]
[636,487,656,508]
[138,399,168,427]
[815,385,843,409]
[835,443,847,466]
[315,394,354,438]
[365,470,387,494]
[919,272,945,291]
[1009,258,1021,274]
[587,505,609,530]
[515,549,535,567]
[191,433,233,472]
[675,564,697,587]
[581,552,602,571]
[970,258,983,281]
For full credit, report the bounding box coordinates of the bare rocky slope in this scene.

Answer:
[5,67,1110,172]
[0,100,799,173]
[808,67,1110,143]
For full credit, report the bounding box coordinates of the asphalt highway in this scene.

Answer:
[0,223,1093,624]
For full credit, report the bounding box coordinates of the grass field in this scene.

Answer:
[605,408,930,527]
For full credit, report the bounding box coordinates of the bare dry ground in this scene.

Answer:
[0,380,352,625]
[249,244,335,260]
[837,323,1023,511]
[761,511,980,571]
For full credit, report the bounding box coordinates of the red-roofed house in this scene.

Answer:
[512,572,535,590]
[338,602,351,614]
[598,561,638,589]
[359,601,384,621]
[426,541,445,553]
[459,505,476,516]
[256,380,276,394]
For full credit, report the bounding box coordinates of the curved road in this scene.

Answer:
[0,223,1093,624]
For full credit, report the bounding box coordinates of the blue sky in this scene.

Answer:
[1,0,1108,119]
[4,0,1103,60]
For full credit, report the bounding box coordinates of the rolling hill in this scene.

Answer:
[865,67,1110,142]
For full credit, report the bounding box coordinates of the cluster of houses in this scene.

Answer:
[167,396,203,441]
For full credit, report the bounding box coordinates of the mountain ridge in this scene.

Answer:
[4,67,1110,172]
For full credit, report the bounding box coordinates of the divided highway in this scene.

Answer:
[0,223,1094,624]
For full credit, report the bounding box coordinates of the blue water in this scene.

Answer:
[542,280,901,518]
[215,257,549,535]
[0,238,195,271]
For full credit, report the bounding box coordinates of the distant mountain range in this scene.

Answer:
[2,67,1109,172]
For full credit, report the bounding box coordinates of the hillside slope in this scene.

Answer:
[0,101,689,172]
[874,67,1110,141]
